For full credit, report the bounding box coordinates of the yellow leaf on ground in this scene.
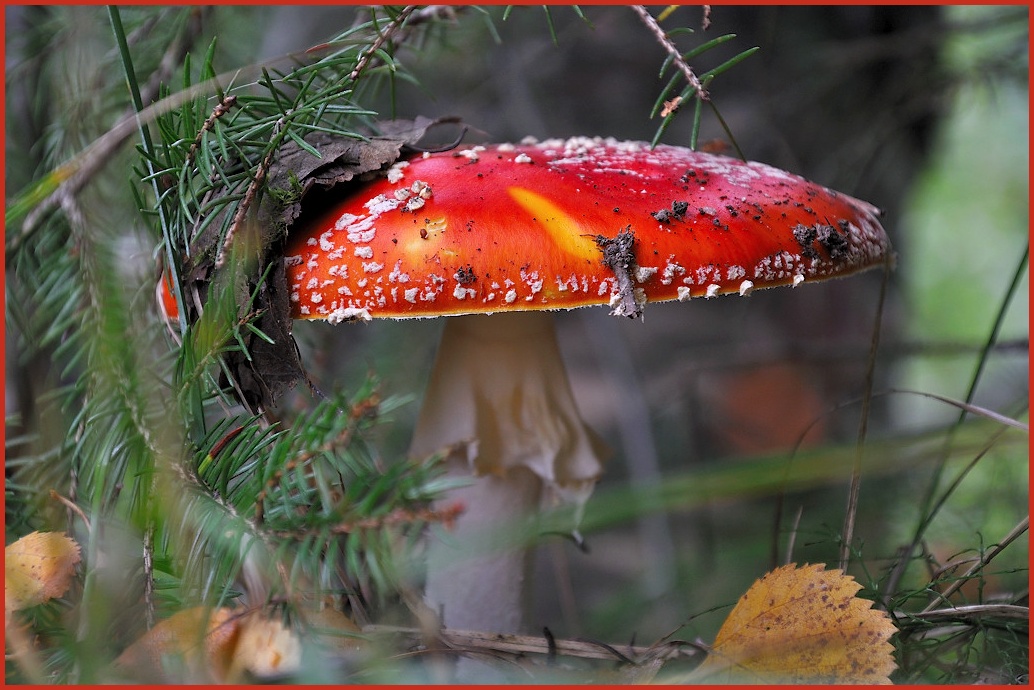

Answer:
[112,606,240,683]
[228,613,302,680]
[5,531,82,612]
[111,606,361,683]
[693,562,897,684]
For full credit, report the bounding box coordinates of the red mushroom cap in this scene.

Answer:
[158,267,180,322]
[284,137,890,322]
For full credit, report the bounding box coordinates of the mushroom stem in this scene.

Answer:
[411,311,605,637]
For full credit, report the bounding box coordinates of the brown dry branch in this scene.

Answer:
[347,6,462,82]
[906,604,1029,625]
[213,138,279,270]
[48,490,92,534]
[362,623,705,669]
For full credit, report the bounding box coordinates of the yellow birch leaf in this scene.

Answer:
[693,562,897,684]
[5,531,82,612]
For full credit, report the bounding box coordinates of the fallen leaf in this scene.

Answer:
[110,603,367,683]
[692,562,897,684]
[5,531,81,612]
[112,606,240,683]
[228,613,302,680]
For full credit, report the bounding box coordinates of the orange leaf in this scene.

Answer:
[694,562,897,684]
[110,603,367,682]
[5,531,82,612]
[112,606,240,683]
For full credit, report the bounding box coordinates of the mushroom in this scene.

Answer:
[282,136,891,642]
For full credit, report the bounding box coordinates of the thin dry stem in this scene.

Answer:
[49,490,92,533]
[363,624,705,665]
[142,525,156,628]
[839,258,891,570]
[905,603,1029,624]
[783,504,804,566]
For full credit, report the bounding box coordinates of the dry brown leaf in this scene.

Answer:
[5,531,82,613]
[692,562,897,684]
[112,606,240,683]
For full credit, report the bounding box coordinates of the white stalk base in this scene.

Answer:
[411,311,605,640]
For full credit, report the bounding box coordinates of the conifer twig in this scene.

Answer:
[349,5,418,82]
[213,140,276,270]
[632,5,708,102]
[186,95,238,168]
[347,6,460,83]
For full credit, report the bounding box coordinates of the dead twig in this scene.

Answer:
[49,490,92,534]
[362,624,706,665]
[899,604,1029,626]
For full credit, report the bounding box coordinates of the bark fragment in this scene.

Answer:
[595,227,642,319]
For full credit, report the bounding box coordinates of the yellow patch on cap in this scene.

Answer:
[507,187,599,262]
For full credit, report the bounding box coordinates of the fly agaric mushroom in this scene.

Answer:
[282,136,891,640]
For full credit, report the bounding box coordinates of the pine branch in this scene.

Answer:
[364,623,707,667]
[349,5,418,81]
[632,5,708,102]
[7,8,418,250]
